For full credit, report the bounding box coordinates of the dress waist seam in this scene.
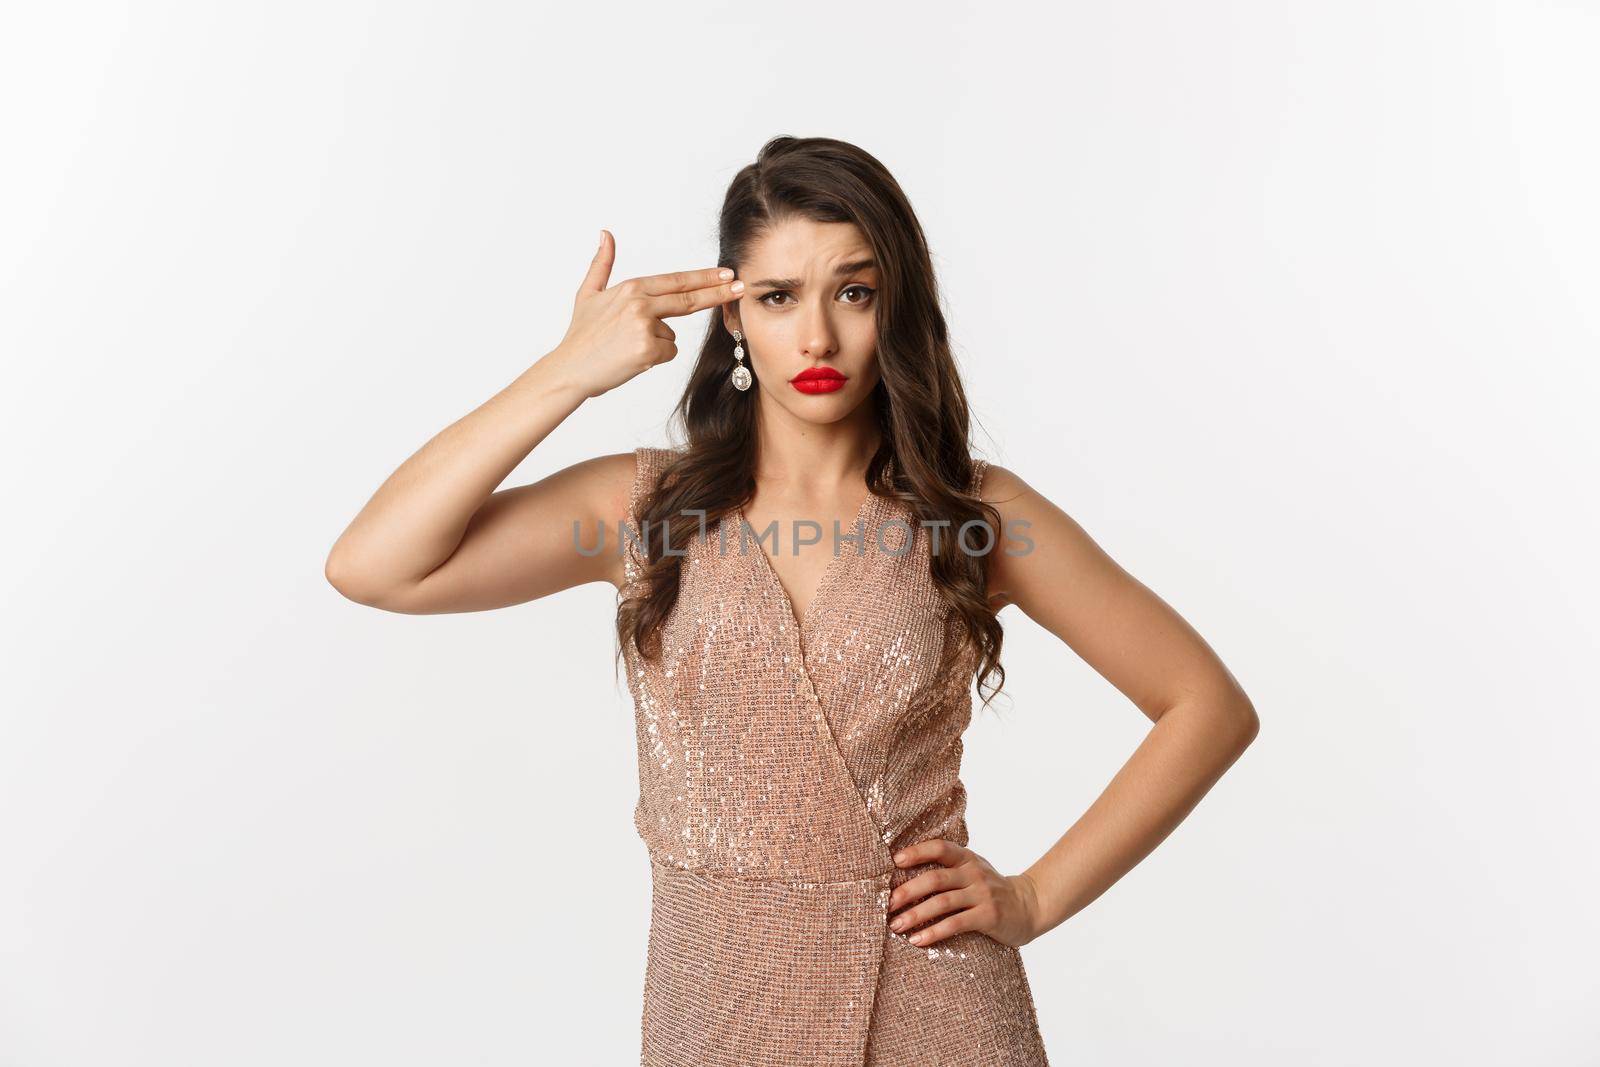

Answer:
[647,852,895,887]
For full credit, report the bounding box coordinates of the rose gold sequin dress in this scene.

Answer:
[621,446,1050,1067]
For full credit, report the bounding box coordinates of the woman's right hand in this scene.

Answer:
[542,230,745,400]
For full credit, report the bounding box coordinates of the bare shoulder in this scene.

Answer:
[580,450,643,589]
[464,448,639,595]
[523,448,638,527]
[975,460,1027,508]
[971,462,1099,613]
[584,449,643,522]
[974,461,1078,523]
[587,446,688,587]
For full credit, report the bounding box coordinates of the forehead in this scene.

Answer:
[742,217,874,274]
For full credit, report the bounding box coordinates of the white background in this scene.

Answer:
[3,2,1596,1064]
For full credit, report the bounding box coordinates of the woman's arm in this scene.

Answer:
[323,231,744,614]
[323,358,627,613]
[981,463,1261,941]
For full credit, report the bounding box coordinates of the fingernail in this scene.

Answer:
[909,931,926,945]
[597,230,605,248]
[889,915,906,932]
[719,268,734,280]
[893,852,906,865]
[730,280,744,294]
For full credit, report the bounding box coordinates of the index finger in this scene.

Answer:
[892,838,962,868]
[644,278,746,319]
[635,267,735,296]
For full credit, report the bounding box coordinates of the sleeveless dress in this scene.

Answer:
[620,446,1050,1067]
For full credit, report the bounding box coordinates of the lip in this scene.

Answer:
[790,366,848,394]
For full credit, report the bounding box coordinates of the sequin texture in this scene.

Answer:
[621,446,1049,1066]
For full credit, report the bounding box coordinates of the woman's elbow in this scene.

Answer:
[324,546,393,608]
[1227,691,1260,750]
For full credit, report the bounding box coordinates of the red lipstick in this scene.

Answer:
[790,366,847,395]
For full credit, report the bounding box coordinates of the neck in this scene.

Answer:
[751,396,883,492]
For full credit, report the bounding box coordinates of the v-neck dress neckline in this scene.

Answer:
[733,470,884,640]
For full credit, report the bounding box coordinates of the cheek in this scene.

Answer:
[743,320,787,357]
[853,330,880,377]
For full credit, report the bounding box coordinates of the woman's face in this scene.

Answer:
[722,217,882,425]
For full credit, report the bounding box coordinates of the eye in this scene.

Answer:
[756,284,876,308]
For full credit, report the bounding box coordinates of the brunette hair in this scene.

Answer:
[614,135,1007,710]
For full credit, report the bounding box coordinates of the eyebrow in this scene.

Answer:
[747,258,877,291]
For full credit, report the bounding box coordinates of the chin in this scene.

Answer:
[781,394,868,425]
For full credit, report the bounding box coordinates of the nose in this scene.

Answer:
[798,299,838,360]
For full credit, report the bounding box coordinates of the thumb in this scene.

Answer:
[579,229,615,294]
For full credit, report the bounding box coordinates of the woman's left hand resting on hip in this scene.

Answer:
[886,838,1044,949]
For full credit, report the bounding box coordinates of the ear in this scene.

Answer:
[721,303,742,336]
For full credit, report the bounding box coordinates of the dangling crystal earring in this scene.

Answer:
[730,329,752,391]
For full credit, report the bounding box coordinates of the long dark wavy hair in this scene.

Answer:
[614,135,1007,711]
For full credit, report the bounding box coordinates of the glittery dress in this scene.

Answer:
[621,446,1050,1067]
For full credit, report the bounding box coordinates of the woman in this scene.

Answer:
[325,135,1259,1066]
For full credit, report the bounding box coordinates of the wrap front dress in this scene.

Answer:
[620,446,1050,1067]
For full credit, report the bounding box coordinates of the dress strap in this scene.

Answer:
[968,457,991,497]
[624,446,674,588]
